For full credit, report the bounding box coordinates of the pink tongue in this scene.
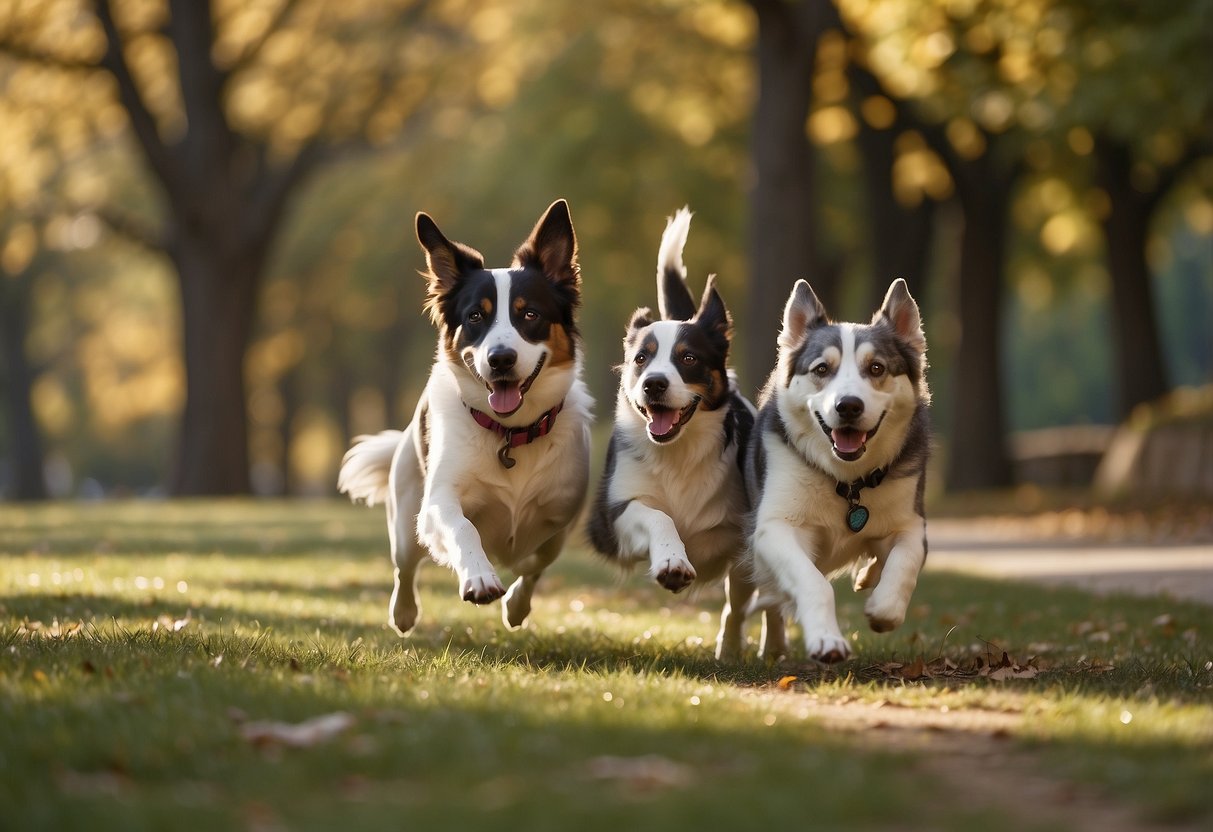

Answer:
[489,382,523,414]
[648,408,678,437]
[832,428,867,454]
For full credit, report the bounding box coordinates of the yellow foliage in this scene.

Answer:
[1184,199,1213,236]
[2,223,38,276]
[808,106,857,145]
[945,117,986,160]
[1067,126,1094,156]
[860,95,896,130]
[893,131,953,206]
[32,376,75,437]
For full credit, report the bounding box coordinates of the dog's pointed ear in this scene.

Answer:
[779,280,828,349]
[416,212,484,295]
[875,278,925,354]
[515,199,579,290]
[693,274,732,346]
[627,306,654,333]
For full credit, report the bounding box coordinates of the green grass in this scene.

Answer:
[2,501,1211,830]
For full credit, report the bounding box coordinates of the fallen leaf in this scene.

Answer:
[776,675,798,690]
[240,712,355,749]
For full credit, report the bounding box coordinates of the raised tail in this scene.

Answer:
[337,430,404,506]
[656,206,697,321]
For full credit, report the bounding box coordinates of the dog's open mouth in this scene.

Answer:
[639,397,701,444]
[816,410,885,462]
[486,354,546,417]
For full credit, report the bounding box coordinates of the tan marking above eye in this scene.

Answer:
[512,297,526,311]
[480,298,493,313]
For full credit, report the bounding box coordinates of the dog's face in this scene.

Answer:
[416,201,580,417]
[621,279,731,444]
[778,279,927,465]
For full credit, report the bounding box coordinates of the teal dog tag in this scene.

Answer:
[846,504,869,533]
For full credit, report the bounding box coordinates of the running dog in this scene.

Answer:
[339,200,593,634]
[588,208,787,661]
[743,278,930,662]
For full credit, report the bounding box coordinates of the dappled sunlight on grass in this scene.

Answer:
[2,501,1211,829]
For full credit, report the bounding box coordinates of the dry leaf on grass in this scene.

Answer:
[584,755,694,791]
[776,675,798,690]
[979,651,1040,680]
[240,712,355,749]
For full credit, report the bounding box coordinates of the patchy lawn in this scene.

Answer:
[2,501,1210,831]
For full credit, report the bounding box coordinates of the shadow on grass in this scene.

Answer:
[4,625,1211,831]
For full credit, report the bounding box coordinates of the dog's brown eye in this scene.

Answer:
[870,362,885,377]
[523,309,539,321]
[682,353,697,365]
[812,364,830,377]
[468,310,484,323]
[634,353,647,365]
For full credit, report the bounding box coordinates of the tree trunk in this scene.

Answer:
[169,236,264,495]
[854,117,936,312]
[0,278,48,500]
[1095,140,1170,417]
[946,167,1015,491]
[744,0,836,390]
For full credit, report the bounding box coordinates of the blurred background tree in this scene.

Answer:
[1,0,1210,500]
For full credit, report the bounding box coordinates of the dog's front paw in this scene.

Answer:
[461,573,506,605]
[804,633,851,663]
[864,593,907,633]
[653,557,696,593]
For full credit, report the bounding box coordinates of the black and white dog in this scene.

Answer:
[743,279,930,663]
[588,208,786,661]
[339,200,593,634]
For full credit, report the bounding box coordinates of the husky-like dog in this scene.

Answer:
[338,200,593,634]
[588,208,786,661]
[743,278,930,662]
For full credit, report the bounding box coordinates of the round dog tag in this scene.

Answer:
[846,504,869,533]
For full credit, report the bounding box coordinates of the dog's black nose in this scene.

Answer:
[835,396,865,420]
[642,375,669,397]
[487,348,517,373]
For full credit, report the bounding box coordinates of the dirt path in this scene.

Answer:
[803,699,1202,832]
[805,518,1212,830]
[926,518,1213,605]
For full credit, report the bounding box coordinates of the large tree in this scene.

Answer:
[0,0,467,493]
[743,0,842,389]
[1045,0,1213,417]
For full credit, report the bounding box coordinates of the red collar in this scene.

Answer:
[469,401,564,469]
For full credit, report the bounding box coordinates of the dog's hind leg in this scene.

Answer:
[760,607,789,661]
[387,429,426,635]
[502,531,565,630]
[715,566,754,662]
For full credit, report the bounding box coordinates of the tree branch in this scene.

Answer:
[0,36,96,71]
[91,204,170,253]
[243,139,330,249]
[225,0,301,74]
[92,0,180,191]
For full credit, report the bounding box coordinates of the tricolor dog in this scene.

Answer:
[339,200,593,634]
[743,279,930,662]
[588,208,787,661]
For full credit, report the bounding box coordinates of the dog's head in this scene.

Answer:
[416,200,580,419]
[620,277,732,445]
[777,278,927,466]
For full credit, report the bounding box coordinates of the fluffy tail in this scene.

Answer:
[337,431,403,506]
[656,206,697,321]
